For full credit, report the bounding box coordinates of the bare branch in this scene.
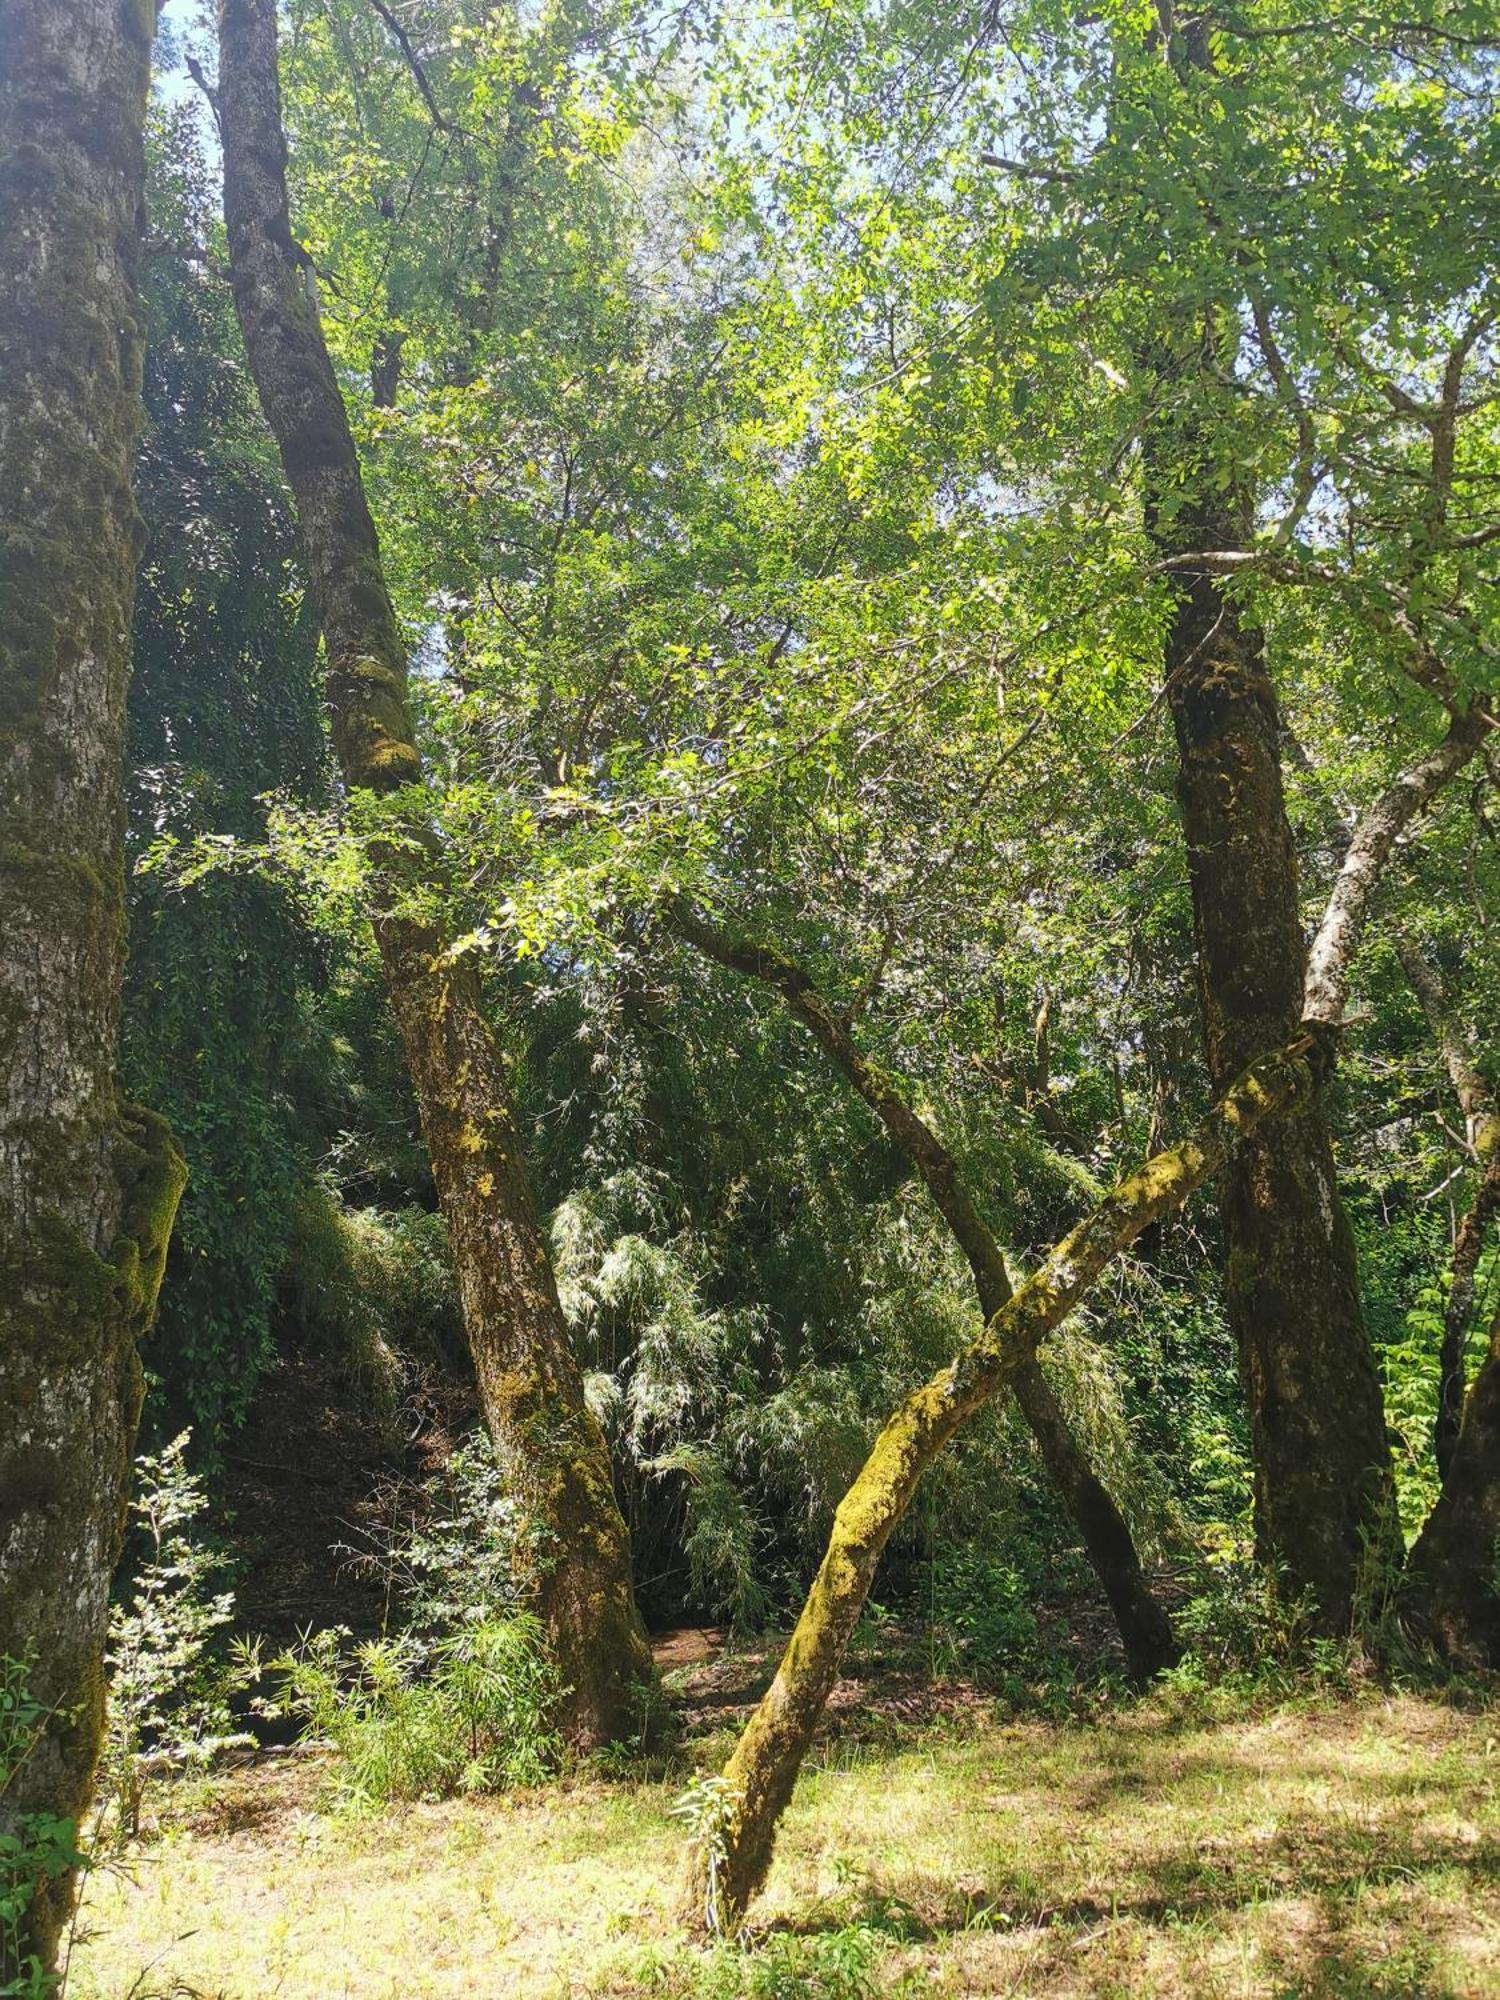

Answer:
[1303,705,1494,1026]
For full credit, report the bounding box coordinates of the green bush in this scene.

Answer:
[365,1430,532,1632]
[270,1617,562,1805]
[710,1927,885,2000]
[280,1184,460,1419]
[0,1658,89,1999]
[102,1434,249,1840]
[926,1546,1040,1689]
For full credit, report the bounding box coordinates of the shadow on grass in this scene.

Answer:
[757,1811,1495,1995]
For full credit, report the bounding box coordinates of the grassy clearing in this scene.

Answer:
[70,1684,1500,1998]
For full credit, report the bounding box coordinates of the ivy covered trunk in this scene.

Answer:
[1152,503,1396,1629]
[217,0,652,1746]
[0,0,186,1976]
[686,1029,1334,1930]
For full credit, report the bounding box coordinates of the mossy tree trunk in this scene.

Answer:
[0,0,187,1976]
[685,1028,1336,1930]
[673,907,1178,1683]
[1149,494,1396,1630]
[216,0,652,1746]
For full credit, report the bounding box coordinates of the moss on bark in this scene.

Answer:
[0,5,179,1975]
[216,0,653,1745]
[673,906,1178,1683]
[685,1029,1331,1928]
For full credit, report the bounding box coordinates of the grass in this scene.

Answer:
[70,1683,1500,1998]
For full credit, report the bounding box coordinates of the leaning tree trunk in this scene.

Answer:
[1150,497,1396,1629]
[1429,1137,1500,1481]
[685,1027,1336,1931]
[0,0,187,1976]
[217,0,652,1745]
[673,907,1178,1682]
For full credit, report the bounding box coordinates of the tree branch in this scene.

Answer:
[670,903,1014,1315]
[1303,703,1494,1026]
[367,0,464,135]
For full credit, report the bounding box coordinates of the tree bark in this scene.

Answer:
[684,1025,1336,1931]
[1303,708,1490,1031]
[1408,1295,1500,1668]
[1399,936,1500,1662]
[673,907,1178,1681]
[1151,509,1397,1629]
[0,0,187,1975]
[216,0,652,1746]
[1398,939,1500,1477]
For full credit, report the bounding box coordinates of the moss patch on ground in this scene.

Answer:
[71,1687,1499,1997]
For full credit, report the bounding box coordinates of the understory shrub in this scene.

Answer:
[268,1432,560,1804]
[623,1922,902,2000]
[280,1183,460,1421]
[102,1433,248,1839]
[269,1617,562,1804]
[926,1547,1041,1689]
[1165,1561,1359,1699]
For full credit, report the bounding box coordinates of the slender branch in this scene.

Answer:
[1398,937,1495,1145]
[1303,704,1494,1026]
[1397,939,1500,1473]
[185,54,223,138]
[670,903,1012,1314]
[978,150,1076,184]
[367,0,464,135]
[1249,291,1320,544]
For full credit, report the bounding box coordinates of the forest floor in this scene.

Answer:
[67,1638,1500,2000]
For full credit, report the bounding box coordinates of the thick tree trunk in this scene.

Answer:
[685,1027,1335,1930]
[0,0,187,1976]
[217,0,652,1746]
[1152,516,1396,1628]
[673,909,1178,1682]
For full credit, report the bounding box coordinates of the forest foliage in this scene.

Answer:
[3,0,1499,1983]
[127,0,1497,1636]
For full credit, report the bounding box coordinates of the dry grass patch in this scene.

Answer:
[69,1691,1500,1997]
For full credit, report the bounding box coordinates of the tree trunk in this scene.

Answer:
[1432,1152,1500,1480]
[685,1027,1335,1930]
[1010,1361,1177,1679]
[1399,942,1500,1660]
[1407,1296,1500,1668]
[216,0,652,1746]
[673,908,1178,1682]
[1397,937,1500,1476]
[0,0,187,1975]
[1152,515,1396,1628]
